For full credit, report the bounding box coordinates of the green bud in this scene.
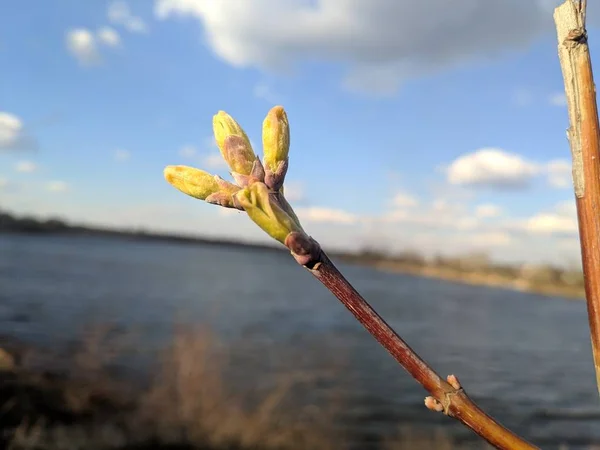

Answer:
[164,165,241,209]
[222,135,256,176]
[235,182,302,244]
[262,105,290,173]
[164,165,220,200]
[213,111,256,175]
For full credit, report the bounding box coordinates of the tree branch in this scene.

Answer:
[303,250,538,449]
[554,0,600,398]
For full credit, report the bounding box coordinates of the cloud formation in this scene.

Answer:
[446,148,539,188]
[282,182,305,203]
[154,0,561,95]
[66,29,101,65]
[519,200,578,236]
[203,152,229,169]
[0,112,35,152]
[108,1,148,33]
[66,27,122,65]
[0,113,25,149]
[97,27,122,47]
[444,149,574,190]
[15,161,37,173]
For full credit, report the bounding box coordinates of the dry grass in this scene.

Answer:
[135,325,343,449]
[3,324,598,450]
[3,325,346,450]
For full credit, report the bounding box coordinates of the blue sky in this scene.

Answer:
[1,0,598,265]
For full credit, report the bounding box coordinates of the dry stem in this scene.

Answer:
[554,0,600,397]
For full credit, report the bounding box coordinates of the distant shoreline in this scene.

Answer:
[2,229,585,301]
[0,221,284,253]
[337,257,585,300]
[1,209,585,301]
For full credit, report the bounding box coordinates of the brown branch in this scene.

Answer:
[302,250,538,449]
[554,0,600,397]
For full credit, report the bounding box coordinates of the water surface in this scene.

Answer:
[0,233,598,448]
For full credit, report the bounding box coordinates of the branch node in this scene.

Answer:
[443,388,465,416]
[425,377,464,416]
[564,27,587,50]
[285,231,322,269]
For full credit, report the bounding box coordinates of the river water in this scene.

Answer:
[0,233,599,449]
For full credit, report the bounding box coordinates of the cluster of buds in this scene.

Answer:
[164,106,321,266]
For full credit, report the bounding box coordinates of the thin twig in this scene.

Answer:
[167,96,541,449]
[554,0,600,397]
[304,250,538,450]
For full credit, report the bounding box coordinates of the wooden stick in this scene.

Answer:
[554,0,600,397]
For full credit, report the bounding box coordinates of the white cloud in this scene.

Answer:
[392,192,418,208]
[282,182,305,202]
[15,160,37,173]
[46,181,70,192]
[0,177,9,189]
[97,27,121,47]
[114,149,131,161]
[506,200,579,236]
[179,145,197,158]
[154,0,556,95]
[446,148,539,188]
[0,112,25,150]
[549,92,567,107]
[66,27,123,65]
[473,200,580,240]
[545,158,571,188]
[296,207,357,224]
[66,29,100,65]
[108,1,148,33]
[203,152,228,169]
[475,203,502,219]
[524,213,578,235]
[446,153,573,191]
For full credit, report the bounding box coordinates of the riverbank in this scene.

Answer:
[1,208,586,301]
[338,257,585,300]
[0,329,494,450]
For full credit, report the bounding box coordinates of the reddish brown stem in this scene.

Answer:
[307,251,538,450]
[554,0,600,396]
